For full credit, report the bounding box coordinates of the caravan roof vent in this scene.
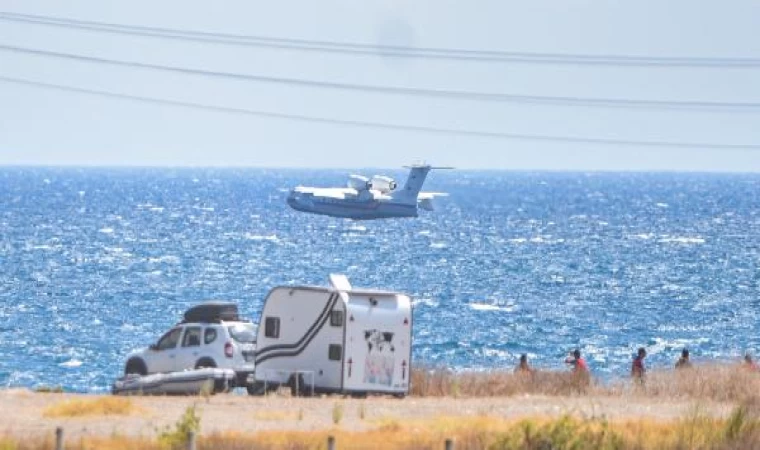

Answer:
[182,302,239,323]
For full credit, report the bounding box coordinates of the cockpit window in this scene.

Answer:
[228,323,257,343]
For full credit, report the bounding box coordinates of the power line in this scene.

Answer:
[2,11,760,68]
[1,74,759,149]
[2,44,759,112]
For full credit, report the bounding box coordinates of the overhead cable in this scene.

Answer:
[1,44,759,112]
[2,75,759,149]
[2,11,760,68]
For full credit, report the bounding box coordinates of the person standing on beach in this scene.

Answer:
[675,348,692,369]
[514,353,534,374]
[631,347,647,381]
[565,349,590,391]
[565,349,588,373]
[743,353,758,371]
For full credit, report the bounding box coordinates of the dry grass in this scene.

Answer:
[42,397,138,418]
[7,407,760,449]
[6,364,760,449]
[412,367,604,398]
[634,365,760,401]
[252,410,303,421]
[409,364,760,402]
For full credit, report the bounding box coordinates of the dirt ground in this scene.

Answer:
[0,388,736,440]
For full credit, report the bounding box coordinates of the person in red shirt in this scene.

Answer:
[565,349,590,391]
[631,347,647,382]
[565,349,588,373]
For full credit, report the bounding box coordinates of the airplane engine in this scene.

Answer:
[368,176,397,193]
[347,175,371,191]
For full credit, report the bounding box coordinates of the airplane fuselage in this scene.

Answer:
[286,164,447,220]
[287,191,418,220]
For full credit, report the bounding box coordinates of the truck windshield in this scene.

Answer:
[228,323,256,343]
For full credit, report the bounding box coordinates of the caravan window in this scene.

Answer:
[264,316,280,338]
[328,344,342,361]
[330,310,343,327]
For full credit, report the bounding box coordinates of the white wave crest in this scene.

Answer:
[59,359,82,368]
[412,298,439,308]
[245,233,279,242]
[469,302,517,312]
[659,236,705,244]
[148,255,181,264]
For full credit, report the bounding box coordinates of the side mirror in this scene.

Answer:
[149,344,158,351]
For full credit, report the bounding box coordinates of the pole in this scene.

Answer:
[186,431,196,450]
[327,435,336,450]
[55,427,64,450]
[445,438,454,450]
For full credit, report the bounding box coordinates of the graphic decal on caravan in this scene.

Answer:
[364,329,395,386]
[255,293,339,365]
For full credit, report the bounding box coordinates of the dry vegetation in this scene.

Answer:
[4,365,760,449]
[6,405,760,449]
[42,397,138,418]
[410,363,760,401]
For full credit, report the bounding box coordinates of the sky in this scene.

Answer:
[1,1,760,171]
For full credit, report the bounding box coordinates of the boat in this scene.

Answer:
[112,368,235,396]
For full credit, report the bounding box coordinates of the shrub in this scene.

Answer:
[158,405,201,450]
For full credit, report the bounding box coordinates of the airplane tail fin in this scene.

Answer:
[396,163,452,203]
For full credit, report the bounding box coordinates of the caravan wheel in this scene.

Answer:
[288,374,312,397]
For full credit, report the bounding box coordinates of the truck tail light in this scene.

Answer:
[224,341,234,358]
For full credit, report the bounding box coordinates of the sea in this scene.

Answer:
[1,167,759,393]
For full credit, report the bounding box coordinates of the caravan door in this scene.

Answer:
[342,292,412,395]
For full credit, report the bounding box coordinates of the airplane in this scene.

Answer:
[286,163,451,219]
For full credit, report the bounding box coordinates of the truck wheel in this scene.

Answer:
[124,358,147,376]
[195,358,217,369]
[246,382,267,396]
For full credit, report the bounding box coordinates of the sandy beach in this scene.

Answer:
[0,388,736,440]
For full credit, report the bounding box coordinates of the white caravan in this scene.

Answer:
[252,274,413,397]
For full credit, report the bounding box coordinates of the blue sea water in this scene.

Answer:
[1,168,759,393]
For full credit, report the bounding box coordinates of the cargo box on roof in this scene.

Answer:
[182,302,240,323]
